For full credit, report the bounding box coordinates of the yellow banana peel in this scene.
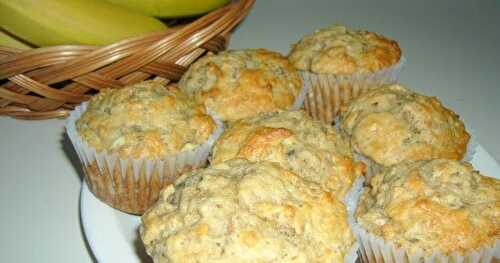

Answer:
[0,0,167,47]
[105,0,231,18]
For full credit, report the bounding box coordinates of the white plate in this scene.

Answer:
[80,144,500,263]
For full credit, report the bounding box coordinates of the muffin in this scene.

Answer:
[340,84,470,176]
[288,25,404,124]
[178,48,304,122]
[66,80,223,214]
[212,110,365,200]
[352,159,500,262]
[141,159,357,263]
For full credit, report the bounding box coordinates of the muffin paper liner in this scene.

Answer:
[66,102,224,215]
[289,80,310,111]
[342,175,366,263]
[348,187,500,263]
[345,242,361,263]
[344,175,365,217]
[463,125,478,163]
[301,57,406,124]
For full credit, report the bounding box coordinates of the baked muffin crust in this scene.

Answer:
[356,159,500,255]
[341,84,469,166]
[76,80,216,159]
[289,25,401,74]
[178,49,302,121]
[141,159,356,263]
[212,110,364,199]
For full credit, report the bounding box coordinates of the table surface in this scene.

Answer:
[0,0,498,262]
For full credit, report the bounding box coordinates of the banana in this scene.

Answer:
[0,0,167,47]
[0,29,32,49]
[105,0,231,18]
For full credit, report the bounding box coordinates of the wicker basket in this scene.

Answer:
[0,0,254,120]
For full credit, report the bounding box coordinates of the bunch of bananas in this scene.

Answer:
[0,0,230,48]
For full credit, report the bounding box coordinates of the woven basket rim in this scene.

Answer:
[0,0,255,120]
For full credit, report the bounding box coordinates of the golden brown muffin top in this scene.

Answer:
[178,49,302,122]
[356,159,500,255]
[289,25,401,74]
[341,84,470,166]
[141,159,356,263]
[76,80,216,159]
[212,110,365,199]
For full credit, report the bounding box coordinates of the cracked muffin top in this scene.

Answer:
[76,80,216,159]
[178,48,302,121]
[289,25,401,74]
[212,110,365,199]
[340,84,469,166]
[356,159,500,256]
[141,159,356,263]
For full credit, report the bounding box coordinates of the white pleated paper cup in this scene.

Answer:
[345,242,361,263]
[301,57,406,124]
[337,175,365,263]
[344,175,365,217]
[463,125,478,163]
[289,81,310,111]
[351,221,499,263]
[65,102,224,215]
